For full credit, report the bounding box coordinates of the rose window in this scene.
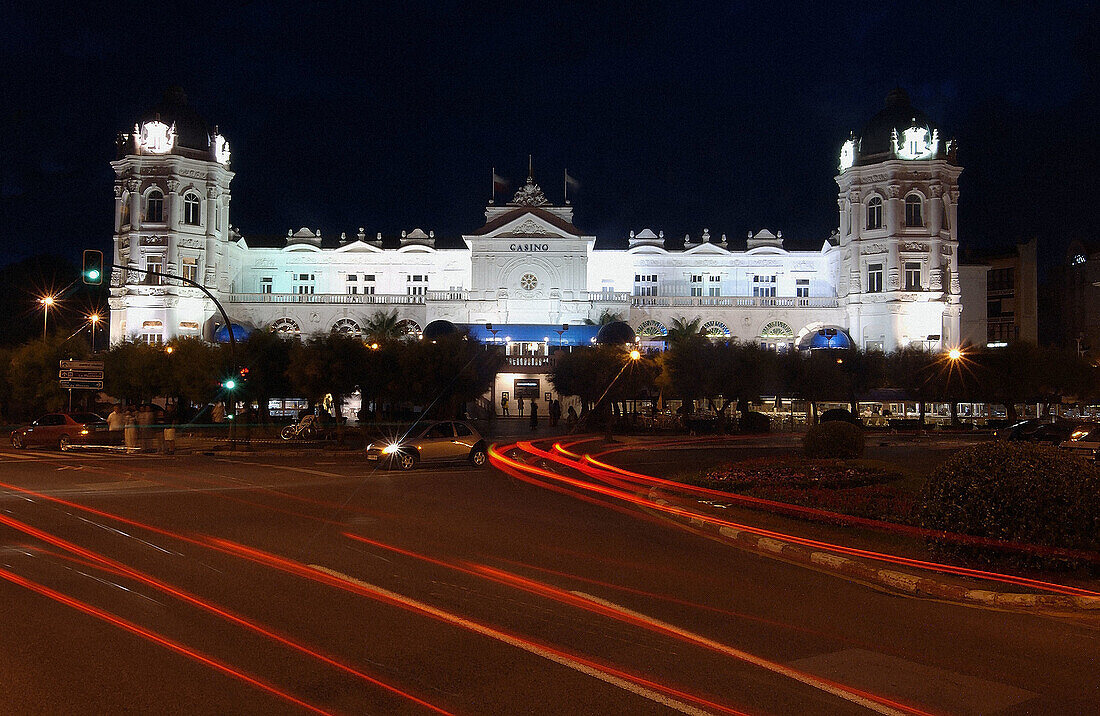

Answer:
[520,273,538,291]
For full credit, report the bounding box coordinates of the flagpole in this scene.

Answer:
[491,166,495,204]
[564,168,568,203]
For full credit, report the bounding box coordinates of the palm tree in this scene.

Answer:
[364,310,403,342]
[584,309,624,326]
[665,316,703,344]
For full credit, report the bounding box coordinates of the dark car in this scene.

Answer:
[366,420,488,470]
[11,413,107,450]
[995,419,1083,446]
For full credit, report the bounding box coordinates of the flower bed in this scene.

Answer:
[686,457,915,523]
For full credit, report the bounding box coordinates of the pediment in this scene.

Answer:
[683,242,730,256]
[485,213,576,240]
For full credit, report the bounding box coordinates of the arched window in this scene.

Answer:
[395,319,421,340]
[183,192,201,225]
[702,320,730,338]
[905,194,923,227]
[270,317,301,336]
[760,321,794,339]
[332,318,362,337]
[866,196,883,230]
[145,190,164,222]
[636,320,668,338]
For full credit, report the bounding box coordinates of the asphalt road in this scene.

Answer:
[0,444,1097,715]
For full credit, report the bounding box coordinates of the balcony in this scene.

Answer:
[629,295,840,309]
[226,290,469,305]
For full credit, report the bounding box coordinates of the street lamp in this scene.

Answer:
[948,347,963,362]
[573,348,642,435]
[40,295,55,339]
[88,313,100,352]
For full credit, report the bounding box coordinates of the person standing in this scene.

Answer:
[123,407,137,451]
[500,395,509,416]
[137,404,154,451]
[518,397,525,417]
[529,400,539,431]
[107,404,125,445]
[549,399,561,427]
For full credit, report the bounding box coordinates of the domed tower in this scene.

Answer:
[835,89,961,352]
[108,87,234,344]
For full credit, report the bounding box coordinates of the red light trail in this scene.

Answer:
[0,565,337,716]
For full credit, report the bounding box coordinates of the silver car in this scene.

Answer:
[1061,424,1100,460]
[366,420,488,470]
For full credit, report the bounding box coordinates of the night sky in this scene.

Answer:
[2,2,1095,267]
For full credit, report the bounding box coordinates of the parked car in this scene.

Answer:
[1060,423,1100,460]
[996,419,1084,446]
[366,420,488,470]
[11,413,107,450]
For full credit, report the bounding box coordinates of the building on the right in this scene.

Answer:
[1045,239,1100,353]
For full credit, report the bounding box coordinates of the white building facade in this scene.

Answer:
[109,88,963,356]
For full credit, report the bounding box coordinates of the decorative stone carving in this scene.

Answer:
[126,179,140,192]
[901,242,928,252]
[929,184,944,198]
[506,219,553,237]
[166,179,181,193]
[207,186,220,198]
[930,270,943,290]
[950,274,961,294]
[940,245,953,256]
[110,268,125,287]
[507,178,550,207]
[849,190,860,203]
[113,184,123,198]
[886,185,902,199]
[177,236,203,249]
[143,235,168,246]
[888,268,901,290]
[849,269,861,293]
[864,243,887,254]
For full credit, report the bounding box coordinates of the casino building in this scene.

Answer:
[108,88,963,363]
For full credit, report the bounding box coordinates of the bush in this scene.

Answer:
[803,421,864,459]
[739,411,771,433]
[917,442,1100,566]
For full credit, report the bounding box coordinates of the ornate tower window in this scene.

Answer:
[519,273,538,291]
[271,318,301,336]
[145,190,164,222]
[634,274,657,297]
[904,262,922,291]
[867,263,884,293]
[867,196,883,230]
[796,278,810,298]
[752,275,776,298]
[905,194,923,227]
[183,192,201,225]
[181,256,197,282]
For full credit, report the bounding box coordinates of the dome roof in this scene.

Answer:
[422,320,460,340]
[214,323,252,343]
[854,88,946,165]
[137,87,214,153]
[595,321,637,345]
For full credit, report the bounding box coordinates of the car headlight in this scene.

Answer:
[1070,429,1089,441]
[80,429,89,435]
[381,444,401,455]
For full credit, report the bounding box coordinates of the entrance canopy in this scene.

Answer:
[465,323,599,347]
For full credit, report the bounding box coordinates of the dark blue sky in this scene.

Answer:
[2,1,1095,265]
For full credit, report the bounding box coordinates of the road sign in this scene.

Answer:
[60,360,104,371]
[59,369,105,379]
[60,379,104,390]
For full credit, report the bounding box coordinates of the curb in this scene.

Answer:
[648,491,1100,612]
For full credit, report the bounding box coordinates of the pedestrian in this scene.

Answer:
[549,399,561,427]
[107,404,124,445]
[518,397,525,417]
[500,395,509,416]
[123,407,137,451]
[212,401,226,424]
[137,404,154,451]
[162,404,177,455]
[566,405,578,430]
[529,401,539,431]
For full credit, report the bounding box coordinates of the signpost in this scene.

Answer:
[59,361,104,410]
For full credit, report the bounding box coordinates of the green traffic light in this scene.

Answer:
[86,269,101,281]
[224,379,236,390]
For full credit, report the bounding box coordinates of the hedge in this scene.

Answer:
[802,421,865,459]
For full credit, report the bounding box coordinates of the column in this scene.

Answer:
[128,179,142,232]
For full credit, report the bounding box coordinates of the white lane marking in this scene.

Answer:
[308,565,718,716]
[573,592,915,716]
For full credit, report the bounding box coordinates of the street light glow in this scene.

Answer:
[629,349,641,361]
[41,296,55,306]
[88,313,100,324]
[948,348,963,361]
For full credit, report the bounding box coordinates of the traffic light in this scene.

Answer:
[223,378,237,390]
[82,250,104,285]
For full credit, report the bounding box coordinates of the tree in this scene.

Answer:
[164,336,220,417]
[287,333,367,423]
[665,316,703,345]
[584,309,624,326]
[398,335,504,418]
[364,310,404,343]
[885,347,937,426]
[102,340,167,405]
[657,334,711,412]
[5,336,92,420]
[238,329,294,422]
[551,346,631,411]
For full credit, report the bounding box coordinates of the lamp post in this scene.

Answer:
[40,296,55,340]
[88,313,100,352]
